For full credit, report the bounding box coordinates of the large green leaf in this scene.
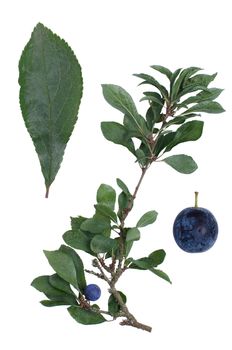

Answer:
[101,121,135,154]
[49,274,76,296]
[90,235,117,254]
[165,120,204,152]
[108,291,127,316]
[148,249,166,266]
[171,67,202,100]
[19,23,83,197]
[80,213,111,234]
[94,204,117,223]
[59,245,86,292]
[63,229,95,255]
[97,184,116,210]
[68,306,106,325]
[71,216,87,230]
[163,154,198,174]
[126,227,140,241]
[43,250,79,289]
[154,132,176,156]
[133,73,169,99]
[136,210,158,228]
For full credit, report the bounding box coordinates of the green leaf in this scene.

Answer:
[126,227,140,241]
[136,210,158,228]
[94,204,117,223]
[102,84,145,135]
[197,87,223,101]
[163,154,198,174]
[101,121,135,155]
[155,132,176,156]
[71,216,87,231]
[31,275,77,305]
[68,306,106,325]
[59,245,86,292]
[185,101,225,114]
[90,235,118,253]
[49,274,75,296]
[123,114,149,137]
[43,250,79,289]
[150,268,172,283]
[170,68,182,88]
[81,213,111,234]
[171,67,202,100]
[165,120,204,152]
[148,249,166,266]
[40,300,74,307]
[116,178,131,196]
[97,184,116,210]
[129,257,154,270]
[117,192,129,220]
[141,91,164,106]
[63,229,95,255]
[19,23,83,197]
[184,73,217,87]
[133,73,169,99]
[108,292,127,316]
[150,65,172,80]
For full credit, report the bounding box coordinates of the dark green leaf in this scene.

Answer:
[108,292,127,316]
[19,23,83,196]
[150,65,172,80]
[31,275,77,305]
[102,84,145,136]
[68,306,106,324]
[117,191,129,220]
[40,300,74,307]
[150,268,172,283]
[184,73,217,87]
[81,213,111,234]
[71,216,87,231]
[123,114,149,137]
[94,204,117,223]
[163,154,198,174]
[63,229,95,255]
[145,104,163,130]
[126,227,140,241]
[97,184,116,210]
[43,250,79,289]
[136,210,158,228]
[59,245,86,292]
[90,235,118,253]
[178,84,208,99]
[140,91,164,106]
[101,121,135,155]
[49,274,75,296]
[185,101,225,114]
[116,178,131,196]
[171,67,202,100]
[164,114,200,127]
[148,249,166,266]
[133,73,169,99]
[155,132,176,156]
[165,120,204,152]
[197,87,223,100]
[129,257,154,270]
[170,68,182,89]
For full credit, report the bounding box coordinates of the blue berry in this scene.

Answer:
[173,207,218,253]
[84,284,101,301]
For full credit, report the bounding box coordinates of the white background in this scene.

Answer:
[0,0,231,349]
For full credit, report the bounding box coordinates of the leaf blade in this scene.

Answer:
[163,154,198,174]
[136,210,158,228]
[19,23,83,195]
[68,306,106,325]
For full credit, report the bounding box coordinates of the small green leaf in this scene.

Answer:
[171,67,202,100]
[141,91,164,106]
[197,87,223,101]
[170,68,182,88]
[108,292,127,316]
[68,306,106,325]
[43,250,79,289]
[63,229,95,255]
[150,268,172,283]
[184,73,217,87]
[185,101,225,114]
[133,73,169,99]
[150,65,172,80]
[129,257,154,270]
[59,245,86,292]
[19,23,83,196]
[49,274,75,296]
[126,227,140,241]
[97,184,116,210]
[136,210,158,228]
[165,120,204,152]
[116,178,131,196]
[123,113,149,137]
[40,300,76,307]
[118,191,130,220]
[163,154,198,174]
[80,214,111,234]
[101,121,135,155]
[155,132,176,156]
[94,204,118,223]
[148,249,166,266]
[90,235,118,254]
